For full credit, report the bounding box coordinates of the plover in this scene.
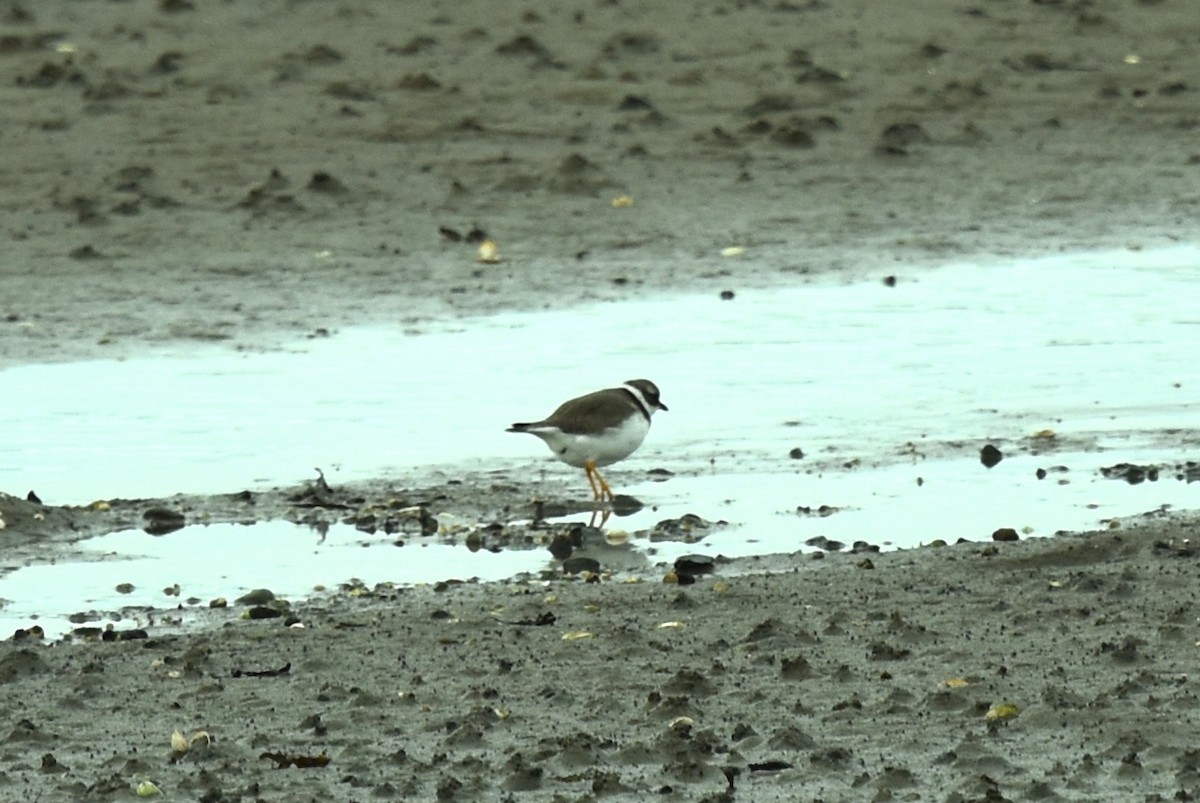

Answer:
[507,379,667,501]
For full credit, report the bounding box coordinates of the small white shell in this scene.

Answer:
[476,239,501,264]
[561,630,594,641]
[136,780,163,797]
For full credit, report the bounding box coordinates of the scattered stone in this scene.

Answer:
[143,507,186,535]
[650,514,720,542]
[306,171,347,193]
[663,570,696,585]
[547,533,575,560]
[609,494,643,516]
[1101,463,1158,484]
[101,628,149,642]
[674,554,715,575]
[9,627,45,642]
[805,535,844,551]
[797,506,839,518]
[980,444,1003,468]
[562,557,600,575]
[236,588,276,606]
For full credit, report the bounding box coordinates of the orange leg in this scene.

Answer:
[585,460,614,503]
[595,469,614,502]
[584,461,600,500]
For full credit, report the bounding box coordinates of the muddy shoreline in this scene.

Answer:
[3,0,1198,368]
[3,512,1200,801]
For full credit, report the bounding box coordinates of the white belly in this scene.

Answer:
[531,414,651,468]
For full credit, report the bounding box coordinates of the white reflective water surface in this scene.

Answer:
[2,246,1199,636]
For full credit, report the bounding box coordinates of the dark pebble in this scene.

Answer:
[1100,462,1157,484]
[547,533,574,560]
[236,588,276,605]
[142,506,186,535]
[71,627,105,639]
[980,444,1003,468]
[101,628,149,641]
[562,557,601,575]
[805,535,845,551]
[610,494,643,515]
[306,171,346,193]
[674,554,715,575]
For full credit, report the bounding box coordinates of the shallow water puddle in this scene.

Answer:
[2,245,1199,633]
[585,443,1200,567]
[0,521,547,639]
[4,245,1198,500]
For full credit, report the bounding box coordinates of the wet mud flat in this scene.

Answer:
[2,509,1199,801]
[3,0,1198,368]
[3,435,1198,639]
[3,0,1200,797]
